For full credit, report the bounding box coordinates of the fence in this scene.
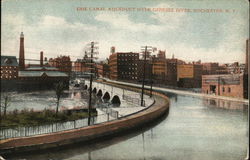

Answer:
[0,113,116,140]
[1,82,154,140]
[123,95,145,106]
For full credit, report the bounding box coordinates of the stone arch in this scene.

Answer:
[97,89,103,97]
[93,87,97,94]
[103,92,111,101]
[111,95,121,105]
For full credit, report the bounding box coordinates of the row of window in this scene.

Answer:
[222,87,231,93]
[118,54,138,57]
[1,66,18,69]
[118,63,138,66]
[0,75,17,79]
[118,59,138,62]
[121,72,137,75]
[1,70,17,74]
[121,76,138,79]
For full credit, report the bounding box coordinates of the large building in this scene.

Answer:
[177,64,203,88]
[0,56,19,80]
[165,58,178,86]
[137,59,152,82]
[202,63,219,75]
[202,74,247,99]
[152,51,167,84]
[96,60,110,78]
[109,50,139,81]
[49,55,72,75]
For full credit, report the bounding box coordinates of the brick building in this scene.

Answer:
[177,64,203,88]
[109,52,139,81]
[73,59,89,73]
[137,59,152,83]
[152,52,167,84]
[165,58,178,86]
[202,74,247,99]
[96,61,110,78]
[0,56,19,80]
[202,63,219,75]
[49,55,72,75]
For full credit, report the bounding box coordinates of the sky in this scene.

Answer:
[1,0,249,63]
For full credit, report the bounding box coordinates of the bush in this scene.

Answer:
[0,108,97,128]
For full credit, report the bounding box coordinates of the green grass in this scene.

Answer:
[0,109,97,128]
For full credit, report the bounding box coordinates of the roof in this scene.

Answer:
[202,74,242,85]
[1,56,18,66]
[25,66,58,70]
[19,71,68,77]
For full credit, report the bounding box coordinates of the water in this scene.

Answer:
[6,92,249,160]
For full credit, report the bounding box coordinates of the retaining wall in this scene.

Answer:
[0,82,169,155]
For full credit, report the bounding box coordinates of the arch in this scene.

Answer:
[97,89,103,97]
[103,92,111,101]
[111,95,121,105]
[93,88,97,93]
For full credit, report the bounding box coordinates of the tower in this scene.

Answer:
[110,46,115,54]
[19,32,25,70]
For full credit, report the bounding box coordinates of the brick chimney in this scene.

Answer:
[40,51,43,67]
[19,32,25,70]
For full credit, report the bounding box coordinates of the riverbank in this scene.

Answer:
[104,79,248,104]
[0,83,169,156]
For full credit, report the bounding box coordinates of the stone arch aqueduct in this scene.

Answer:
[84,80,153,106]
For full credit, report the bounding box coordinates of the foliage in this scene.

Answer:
[0,108,97,128]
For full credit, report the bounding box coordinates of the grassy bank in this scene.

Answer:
[0,109,97,128]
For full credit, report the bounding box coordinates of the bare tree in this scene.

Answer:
[54,81,65,116]
[1,93,11,117]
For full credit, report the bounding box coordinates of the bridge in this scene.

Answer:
[84,80,153,107]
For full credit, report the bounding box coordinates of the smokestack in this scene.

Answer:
[111,46,115,54]
[40,51,43,67]
[19,32,25,70]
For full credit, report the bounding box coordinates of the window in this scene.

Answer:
[228,87,231,93]
[222,87,225,92]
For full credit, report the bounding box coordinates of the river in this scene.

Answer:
[6,91,249,160]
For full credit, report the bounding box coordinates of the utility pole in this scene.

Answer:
[150,56,154,98]
[141,46,152,106]
[85,42,98,125]
[218,76,220,96]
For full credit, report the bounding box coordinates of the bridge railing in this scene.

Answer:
[123,95,145,106]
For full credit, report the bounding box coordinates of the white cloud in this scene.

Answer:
[40,15,96,31]
[94,12,165,33]
[150,3,186,29]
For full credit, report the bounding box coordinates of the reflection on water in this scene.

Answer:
[203,98,248,110]
[7,91,249,160]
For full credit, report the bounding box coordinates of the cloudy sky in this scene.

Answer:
[1,0,249,63]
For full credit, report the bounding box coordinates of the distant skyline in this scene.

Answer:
[1,0,249,63]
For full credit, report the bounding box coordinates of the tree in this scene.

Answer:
[54,81,65,116]
[0,93,11,117]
